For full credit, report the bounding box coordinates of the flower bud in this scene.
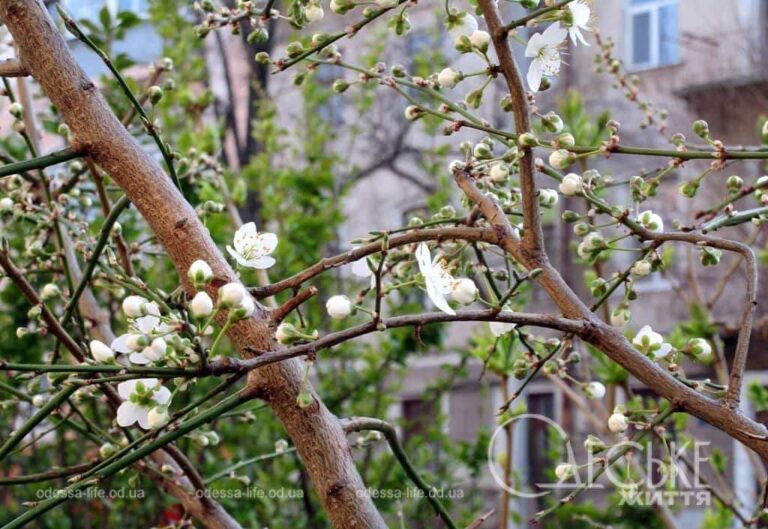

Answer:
[584,434,606,454]
[296,389,314,408]
[218,283,246,308]
[679,179,699,198]
[727,175,743,193]
[229,295,255,321]
[90,340,115,363]
[489,163,509,182]
[332,79,349,93]
[608,411,629,433]
[122,296,149,318]
[40,283,61,301]
[190,292,214,320]
[518,132,538,148]
[276,322,301,344]
[555,132,575,147]
[469,30,490,52]
[558,173,582,196]
[326,295,352,319]
[8,102,23,119]
[555,463,575,481]
[583,381,606,400]
[512,359,529,379]
[548,149,573,170]
[0,196,13,212]
[148,86,164,105]
[700,246,722,267]
[541,112,563,134]
[404,105,422,121]
[692,119,709,138]
[437,67,461,89]
[99,442,118,458]
[561,210,580,223]
[188,260,214,290]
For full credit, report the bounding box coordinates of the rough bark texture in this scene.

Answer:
[0,1,387,528]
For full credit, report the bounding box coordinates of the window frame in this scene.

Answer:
[625,0,680,71]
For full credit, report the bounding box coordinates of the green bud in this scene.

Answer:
[500,95,514,112]
[518,132,538,148]
[541,112,563,134]
[148,86,164,105]
[692,119,709,138]
[332,79,349,93]
[247,28,270,45]
[512,359,529,380]
[679,180,699,198]
[562,210,581,223]
[700,246,722,267]
[254,52,271,64]
[285,41,304,58]
[465,88,483,109]
[727,175,743,193]
[296,389,314,408]
[584,434,606,454]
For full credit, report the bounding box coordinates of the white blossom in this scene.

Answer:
[226,222,277,269]
[404,105,421,121]
[90,340,115,363]
[565,0,591,46]
[525,23,567,92]
[0,197,13,211]
[559,173,583,196]
[326,295,353,319]
[610,307,630,327]
[633,325,673,359]
[490,320,516,337]
[448,12,478,40]
[415,243,455,315]
[129,337,168,365]
[437,67,461,89]
[638,210,664,232]
[116,379,172,429]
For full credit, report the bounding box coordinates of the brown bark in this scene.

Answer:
[0,1,387,528]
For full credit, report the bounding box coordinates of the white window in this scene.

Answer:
[625,0,680,70]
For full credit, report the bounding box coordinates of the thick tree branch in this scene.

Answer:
[0,2,387,528]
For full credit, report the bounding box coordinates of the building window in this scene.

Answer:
[626,0,680,70]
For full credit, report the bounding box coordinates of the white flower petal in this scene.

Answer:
[542,22,568,45]
[116,402,144,427]
[135,314,159,334]
[112,334,132,354]
[527,59,544,92]
[117,379,138,400]
[245,255,276,270]
[152,385,172,406]
[129,352,151,365]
